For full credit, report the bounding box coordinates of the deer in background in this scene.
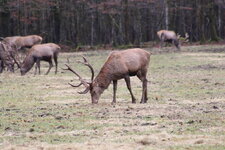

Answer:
[64,48,151,104]
[0,41,17,73]
[157,30,180,50]
[3,35,42,50]
[0,35,43,73]
[14,43,60,75]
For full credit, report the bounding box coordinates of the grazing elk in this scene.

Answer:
[64,48,151,104]
[157,30,180,50]
[3,35,42,50]
[16,43,60,75]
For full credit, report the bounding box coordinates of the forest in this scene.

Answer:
[1,1,225,149]
[0,0,225,49]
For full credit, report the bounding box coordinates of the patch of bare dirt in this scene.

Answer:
[198,47,225,53]
[192,64,225,70]
[1,142,145,150]
[1,98,225,149]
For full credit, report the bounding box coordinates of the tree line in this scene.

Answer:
[0,0,224,49]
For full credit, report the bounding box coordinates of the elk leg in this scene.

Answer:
[45,59,53,75]
[34,63,37,75]
[137,71,148,103]
[142,79,148,103]
[0,60,4,73]
[34,60,41,75]
[173,39,180,50]
[160,40,164,48]
[124,76,136,103]
[37,61,41,75]
[160,34,166,48]
[112,80,117,104]
[53,54,58,74]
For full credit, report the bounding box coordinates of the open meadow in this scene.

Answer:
[0,45,225,150]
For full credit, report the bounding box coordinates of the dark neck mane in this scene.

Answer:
[23,54,35,71]
[94,66,112,89]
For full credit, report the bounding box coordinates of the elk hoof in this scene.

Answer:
[92,101,98,104]
[111,101,116,105]
[140,100,146,104]
[132,100,136,104]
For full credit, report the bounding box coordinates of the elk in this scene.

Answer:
[3,35,42,50]
[157,30,180,50]
[16,43,60,75]
[0,41,17,73]
[0,35,42,73]
[64,48,151,104]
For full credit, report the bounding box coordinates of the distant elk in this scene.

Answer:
[0,35,43,73]
[157,30,180,50]
[14,43,60,75]
[64,48,151,104]
[3,35,42,50]
[0,41,17,73]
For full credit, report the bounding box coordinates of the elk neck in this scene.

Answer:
[22,54,35,70]
[93,66,112,89]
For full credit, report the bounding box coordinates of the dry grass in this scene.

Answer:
[0,45,225,150]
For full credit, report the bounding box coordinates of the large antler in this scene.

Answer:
[63,64,90,94]
[10,52,21,69]
[9,45,22,69]
[63,56,95,94]
[77,56,95,81]
[1,41,22,69]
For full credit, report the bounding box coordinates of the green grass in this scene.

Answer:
[169,145,225,150]
[0,45,225,149]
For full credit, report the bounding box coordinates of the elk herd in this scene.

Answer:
[0,30,186,104]
[0,35,60,75]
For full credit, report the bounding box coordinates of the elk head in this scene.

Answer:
[63,56,102,104]
[177,32,189,43]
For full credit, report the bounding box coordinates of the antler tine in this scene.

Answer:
[63,64,82,80]
[76,56,95,81]
[63,64,89,88]
[82,56,88,62]
[67,57,70,63]
[10,51,21,68]
[68,83,83,88]
[69,82,90,94]
[78,86,90,94]
[65,65,90,94]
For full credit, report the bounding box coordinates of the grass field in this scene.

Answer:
[0,45,225,150]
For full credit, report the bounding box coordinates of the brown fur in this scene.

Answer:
[67,48,151,104]
[157,30,180,50]
[20,43,60,75]
[0,41,16,73]
[3,35,42,50]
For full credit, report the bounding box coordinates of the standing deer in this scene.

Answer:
[157,30,180,50]
[3,35,42,50]
[0,35,42,73]
[64,48,151,104]
[17,43,60,75]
